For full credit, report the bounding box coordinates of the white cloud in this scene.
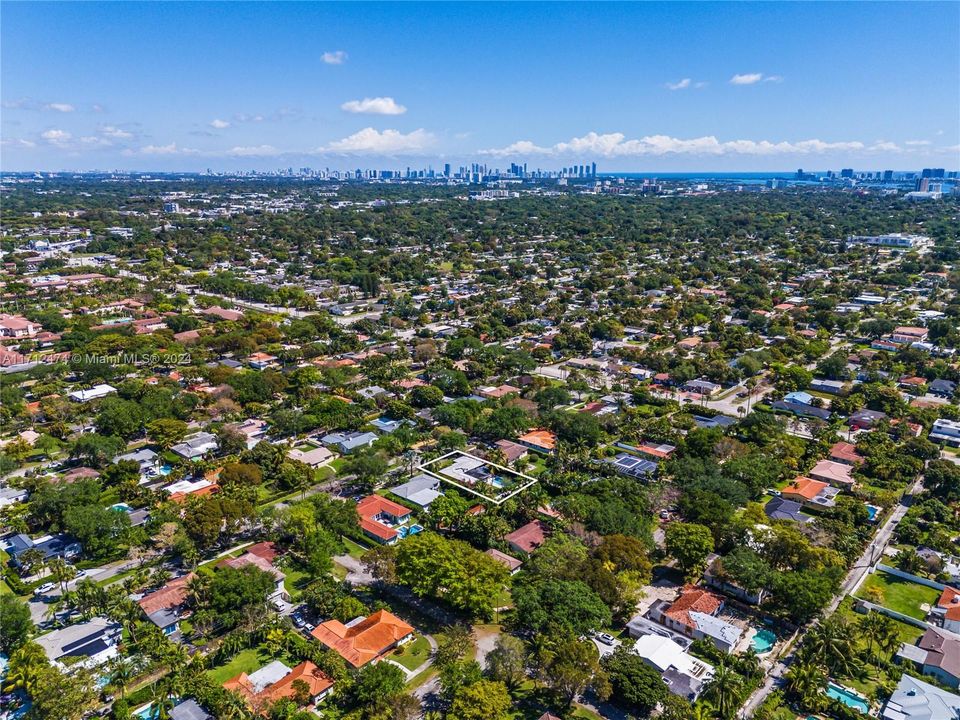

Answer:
[340,97,407,115]
[0,138,36,148]
[480,131,885,158]
[45,102,75,113]
[41,129,72,145]
[730,73,764,85]
[730,73,783,86]
[225,145,280,157]
[905,139,932,146]
[140,142,184,155]
[666,79,692,91]
[321,127,434,155]
[100,125,133,139]
[321,50,347,65]
[210,119,230,129]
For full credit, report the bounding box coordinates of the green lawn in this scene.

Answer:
[206,647,263,685]
[283,565,313,599]
[390,635,431,671]
[855,571,941,620]
[342,536,370,560]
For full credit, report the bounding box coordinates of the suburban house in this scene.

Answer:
[201,306,244,322]
[485,548,524,575]
[632,633,715,702]
[246,352,278,370]
[493,439,528,464]
[930,419,960,448]
[781,476,840,510]
[321,430,378,454]
[138,573,196,635]
[849,408,888,430]
[114,447,161,479]
[0,313,41,338]
[890,326,929,345]
[683,379,721,396]
[810,378,847,394]
[610,452,658,479]
[505,519,550,555]
[929,379,958,399]
[217,542,287,602]
[829,441,865,466]
[390,474,443,511]
[897,626,960,690]
[168,700,213,720]
[6,532,82,568]
[227,419,269,449]
[635,442,677,461]
[356,495,412,544]
[881,674,960,720]
[647,585,743,653]
[224,660,334,712]
[516,429,557,454]
[770,398,831,421]
[171,431,218,460]
[764,496,811,523]
[311,609,415,668]
[35,617,121,669]
[68,383,117,403]
[929,587,960,635]
[808,459,856,488]
[286,444,335,468]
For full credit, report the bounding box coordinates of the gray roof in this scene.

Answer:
[883,674,960,720]
[764,497,810,523]
[689,611,743,648]
[170,699,213,720]
[391,474,442,508]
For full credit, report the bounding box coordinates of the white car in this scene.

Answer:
[595,632,616,646]
[33,582,57,596]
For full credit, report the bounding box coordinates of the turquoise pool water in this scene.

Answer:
[826,683,869,713]
[158,465,173,476]
[751,628,776,654]
[866,504,880,521]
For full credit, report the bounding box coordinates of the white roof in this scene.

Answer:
[68,384,117,401]
[633,633,715,680]
[246,660,292,694]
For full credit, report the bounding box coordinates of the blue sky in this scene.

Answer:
[2,2,958,172]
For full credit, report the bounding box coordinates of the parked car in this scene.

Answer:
[595,632,616,646]
[34,582,57,596]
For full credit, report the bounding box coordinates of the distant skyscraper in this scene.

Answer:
[443,163,451,177]
[840,168,854,178]
[882,170,893,182]
[591,162,597,177]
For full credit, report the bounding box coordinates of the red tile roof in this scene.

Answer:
[224,660,333,712]
[664,585,723,629]
[311,609,414,667]
[138,573,196,616]
[505,519,550,553]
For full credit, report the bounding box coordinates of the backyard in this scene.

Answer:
[854,571,941,620]
[390,635,432,671]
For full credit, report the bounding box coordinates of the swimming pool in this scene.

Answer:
[825,682,869,713]
[866,504,880,521]
[397,524,424,538]
[158,465,173,476]
[751,628,776,654]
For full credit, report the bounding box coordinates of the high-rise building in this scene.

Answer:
[882,170,893,182]
[840,168,854,178]
[443,163,451,177]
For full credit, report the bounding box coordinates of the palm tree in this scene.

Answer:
[876,614,902,658]
[107,656,134,699]
[785,662,826,709]
[857,611,883,658]
[691,701,717,720]
[3,643,47,695]
[704,661,742,718]
[806,617,855,676]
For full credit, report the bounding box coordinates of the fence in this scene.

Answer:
[875,563,947,591]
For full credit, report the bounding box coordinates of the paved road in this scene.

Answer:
[739,475,922,718]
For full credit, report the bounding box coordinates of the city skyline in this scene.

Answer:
[2,2,959,172]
